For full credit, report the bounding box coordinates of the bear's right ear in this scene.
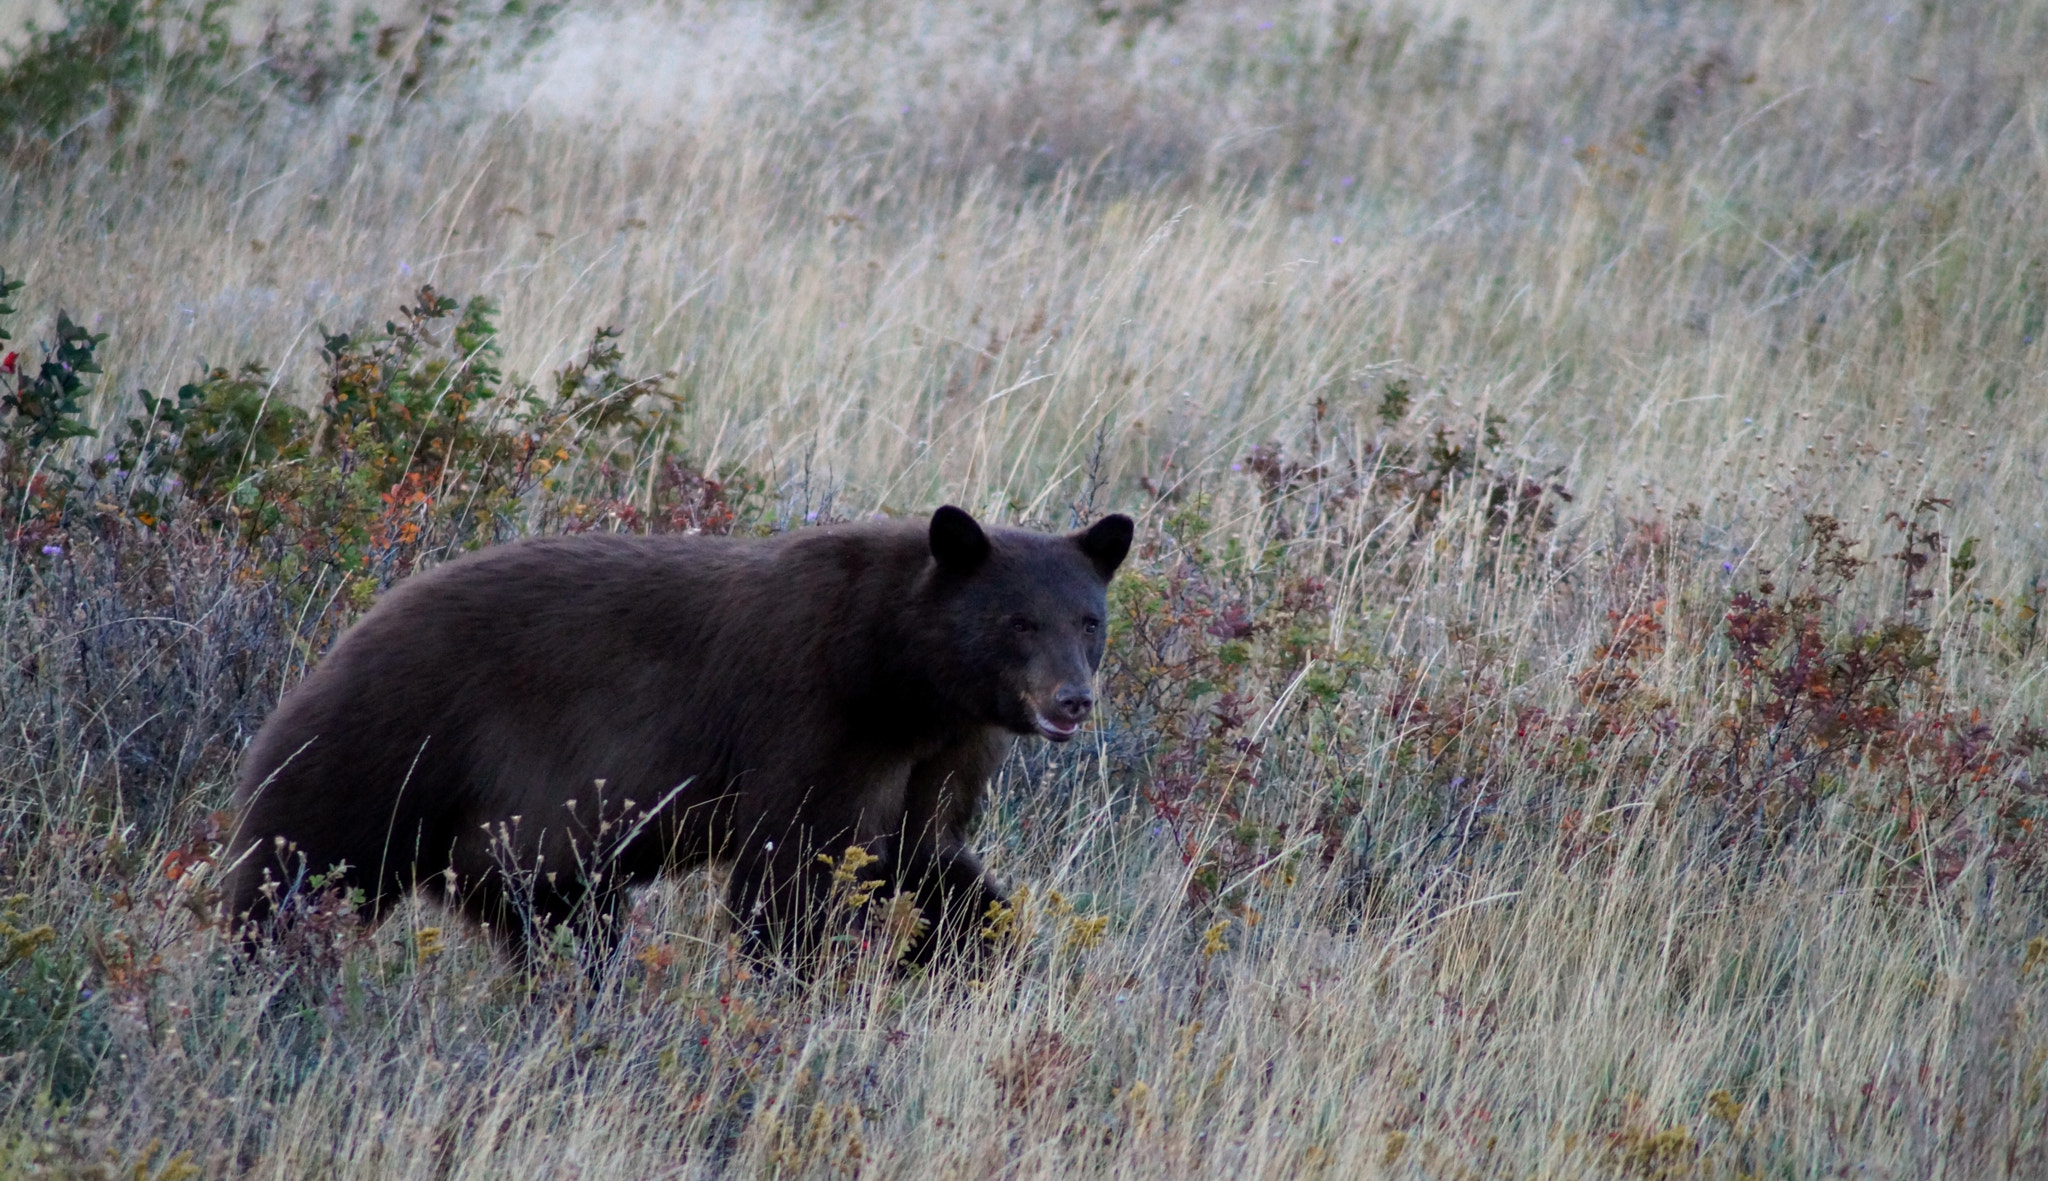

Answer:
[1076,513,1134,581]
[929,505,991,573]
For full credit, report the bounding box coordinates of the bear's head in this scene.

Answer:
[923,505,1133,742]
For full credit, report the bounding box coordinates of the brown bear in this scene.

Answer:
[225,505,1133,967]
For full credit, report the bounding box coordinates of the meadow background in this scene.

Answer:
[3,0,2048,1175]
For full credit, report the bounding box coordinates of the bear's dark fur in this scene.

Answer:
[226,505,1133,965]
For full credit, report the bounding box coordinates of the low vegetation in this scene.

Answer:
[3,0,2047,1175]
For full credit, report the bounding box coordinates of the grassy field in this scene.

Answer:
[3,0,2048,1175]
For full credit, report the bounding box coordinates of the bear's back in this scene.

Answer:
[235,523,937,806]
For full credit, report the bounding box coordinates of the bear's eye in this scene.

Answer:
[1082,617,1100,635]
[1010,616,1036,634]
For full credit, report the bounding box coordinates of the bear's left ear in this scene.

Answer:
[1075,514,1134,581]
[930,505,992,573]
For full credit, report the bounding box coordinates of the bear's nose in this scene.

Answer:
[1054,685,1093,721]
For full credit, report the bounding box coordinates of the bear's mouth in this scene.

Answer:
[1033,713,1081,742]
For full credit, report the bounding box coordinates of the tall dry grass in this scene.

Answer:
[3,0,2048,1176]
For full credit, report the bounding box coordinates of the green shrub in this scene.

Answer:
[0,0,561,164]
[0,267,102,479]
[0,0,235,156]
[5,272,729,604]
[0,895,104,1104]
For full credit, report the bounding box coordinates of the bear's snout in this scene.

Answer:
[1054,684,1093,720]
[1032,683,1094,741]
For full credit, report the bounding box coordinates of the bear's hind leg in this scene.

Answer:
[458,867,630,976]
[225,830,411,953]
[724,842,849,971]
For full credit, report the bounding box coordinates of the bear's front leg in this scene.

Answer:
[888,842,1008,966]
[892,731,1010,964]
